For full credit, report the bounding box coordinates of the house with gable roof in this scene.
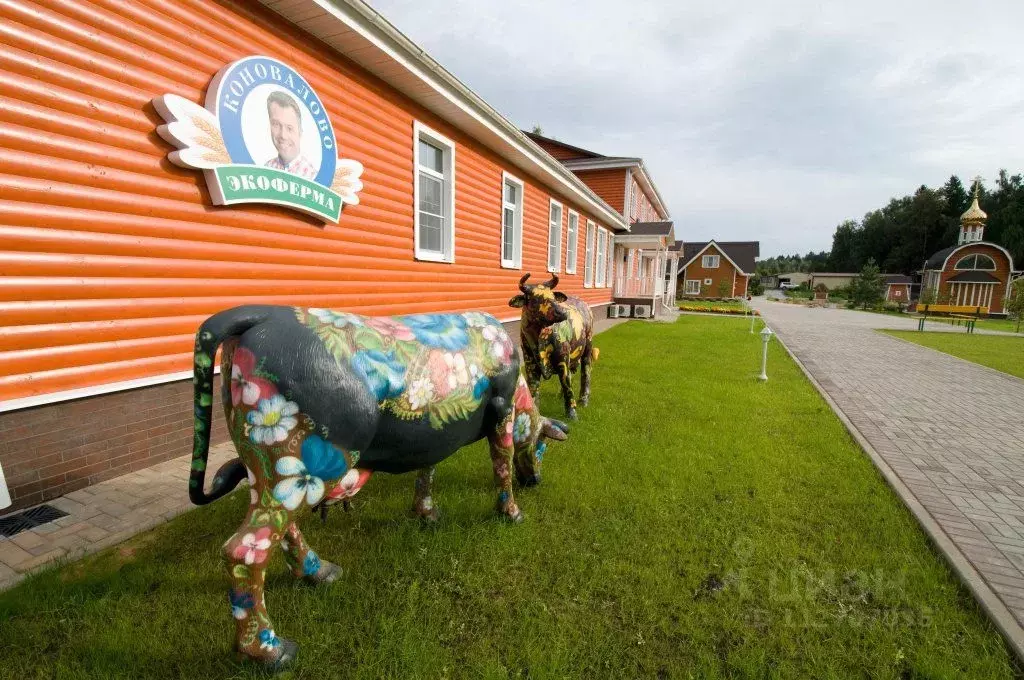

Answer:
[675,241,760,298]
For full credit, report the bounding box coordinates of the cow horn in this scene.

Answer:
[519,273,532,293]
[543,274,559,290]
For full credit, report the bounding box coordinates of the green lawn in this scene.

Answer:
[882,330,1024,380]
[0,318,1017,678]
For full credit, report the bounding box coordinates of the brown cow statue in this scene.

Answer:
[509,273,597,420]
[189,304,569,669]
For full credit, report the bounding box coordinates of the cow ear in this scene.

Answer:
[553,292,568,302]
[509,295,526,308]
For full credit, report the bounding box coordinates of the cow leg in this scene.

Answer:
[280,522,342,584]
[579,344,593,407]
[411,466,440,523]
[526,364,542,404]
[489,410,523,523]
[223,508,297,669]
[557,360,578,420]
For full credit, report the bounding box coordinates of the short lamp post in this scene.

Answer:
[758,327,774,381]
[749,311,757,334]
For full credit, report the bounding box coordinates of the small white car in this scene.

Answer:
[779,282,797,290]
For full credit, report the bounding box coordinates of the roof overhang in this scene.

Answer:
[614,234,669,250]
[256,0,628,232]
[562,157,670,220]
[677,240,748,274]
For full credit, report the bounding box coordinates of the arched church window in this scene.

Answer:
[954,254,996,270]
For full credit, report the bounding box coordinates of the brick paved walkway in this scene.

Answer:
[0,443,237,591]
[0,316,632,593]
[752,299,1024,654]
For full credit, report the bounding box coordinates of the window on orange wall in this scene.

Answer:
[500,172,523,269]
[595,229,607,286]
[547,199,563,273]
[413,121,455,263]
[566,210,579,274]
[584,220,596,287]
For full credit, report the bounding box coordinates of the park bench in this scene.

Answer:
[916,304,988,334]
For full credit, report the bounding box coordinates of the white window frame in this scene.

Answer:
[584,220,596,287]
[595,228,607,287]
[704,278,713,285]
[565,210,579,274]
[547,199,563,273]
[602,233,610,286]
[684,280,701,295]
[413,121,456,263]
[500,171,524,269]
[702,254,720,269]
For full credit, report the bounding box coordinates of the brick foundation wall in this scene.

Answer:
[0,376,230,515]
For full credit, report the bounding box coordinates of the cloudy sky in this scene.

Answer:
[371,0,1024,257]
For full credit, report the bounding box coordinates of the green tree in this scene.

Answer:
[851,258,884,309]
[1007,278,1024,333]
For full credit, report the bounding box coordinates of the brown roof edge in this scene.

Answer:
[523,131,605,160]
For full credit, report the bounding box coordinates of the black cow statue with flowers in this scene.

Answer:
[509,273,597,420]
[188,304,569,669]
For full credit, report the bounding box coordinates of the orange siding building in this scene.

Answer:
[0,0,627,511]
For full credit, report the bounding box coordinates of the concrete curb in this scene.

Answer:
[770,326,1024,661]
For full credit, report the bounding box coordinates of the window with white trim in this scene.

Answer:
[547,199,563,272]
[702,254,720,268]
[684,280,700,295]
[584,220,596,286]
[704,278,712,285]
[565,211,579,274]
[413,122,455,262]
[602,235,610,284]
[595,229,607,287]
[500,172,523,269]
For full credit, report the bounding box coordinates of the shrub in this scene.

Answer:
[717,279,732,298]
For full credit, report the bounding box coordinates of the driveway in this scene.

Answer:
[751,298,1024,651]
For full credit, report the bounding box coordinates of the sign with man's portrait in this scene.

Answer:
[153,56,363,222]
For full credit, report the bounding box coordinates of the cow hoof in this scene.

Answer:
[305,560,342,586]
[266,638,299,672]
[567,408,578,421]
[500,506,524,523]
[580,396,589,406]
[522,473,541,487]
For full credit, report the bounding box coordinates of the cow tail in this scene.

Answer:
[590,347,600,363]
[190,305,276,506]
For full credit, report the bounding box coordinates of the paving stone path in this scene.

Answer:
[752,299,1024,651]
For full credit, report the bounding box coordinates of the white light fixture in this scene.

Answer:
[758,327,774,381]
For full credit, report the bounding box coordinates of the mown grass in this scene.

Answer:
[0,318,1017,679]
[882,330,1024,380]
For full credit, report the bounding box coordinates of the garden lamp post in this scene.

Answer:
[749,311,757,333]
[758,326,774,381]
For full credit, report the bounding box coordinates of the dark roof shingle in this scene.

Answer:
[675,240,759,274]
[628,221,673,237]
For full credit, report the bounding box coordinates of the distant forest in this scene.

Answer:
[757,172,1024,275]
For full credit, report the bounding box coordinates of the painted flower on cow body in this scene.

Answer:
[350,349,406,401]
[233,527,273,565]
[309,308,363,329]
[303,550,322,577]
[365,316,415,341]
[259,629,281,652]
[247,395,299,445]
[408,377,435,410]
[401,314,469,350]
[230,347,276,407]
[273,456,325,510]
[463,311,492,328]
[513,413,532,443]
[229,589,255,620]
[300,434,349,481]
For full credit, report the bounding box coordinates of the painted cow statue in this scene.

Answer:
[509,274,597,420]
[189,304,568,668]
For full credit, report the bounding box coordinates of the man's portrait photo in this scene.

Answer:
[263,90,317,180]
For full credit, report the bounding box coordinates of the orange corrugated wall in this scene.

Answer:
[572,168,627,215]
[0,0,615,402]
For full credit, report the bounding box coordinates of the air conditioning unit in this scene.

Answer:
[607,305,619,318]
[616,304,632,317]
[632,304,652,318]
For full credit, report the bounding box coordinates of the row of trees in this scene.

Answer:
[756,251,829,275]
[826,172,1024,274]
